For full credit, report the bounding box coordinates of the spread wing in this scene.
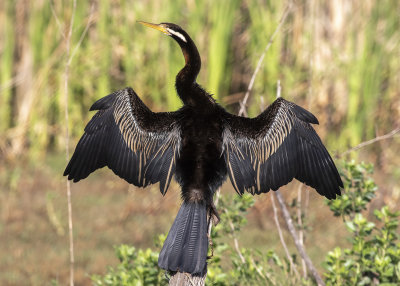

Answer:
[64,87,181,195]
[222,97,343,199]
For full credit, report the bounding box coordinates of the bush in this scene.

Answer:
[324,161,400,285]
[92,194,301,286]
[91,243,167,286]
[91,161,400,285]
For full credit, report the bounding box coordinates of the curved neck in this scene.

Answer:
[175,37,201,104]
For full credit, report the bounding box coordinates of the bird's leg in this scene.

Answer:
[206,201,220,259]
[209,201,220,226]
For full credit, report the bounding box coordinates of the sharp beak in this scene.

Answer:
[138,21,170,35]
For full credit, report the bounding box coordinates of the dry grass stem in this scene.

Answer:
[63,0,77,285]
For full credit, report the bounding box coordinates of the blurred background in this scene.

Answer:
[0,0,399,285]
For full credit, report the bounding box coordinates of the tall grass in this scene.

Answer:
[0,0,399,159]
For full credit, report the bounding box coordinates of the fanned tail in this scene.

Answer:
[158,201,208,275]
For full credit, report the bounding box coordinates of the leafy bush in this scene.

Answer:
[324,161,400,285]
[326,161,376,219]
[92,194,302,285]
[91,161,399,285]
[91,243,167,286]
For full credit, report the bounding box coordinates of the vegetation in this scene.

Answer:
[324,162,400,285]
[1,0,399,285]
[1,0,400,160]
[92,161,400,285]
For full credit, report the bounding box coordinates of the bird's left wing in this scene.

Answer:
[222,97,342,199]
[64,87,181,195]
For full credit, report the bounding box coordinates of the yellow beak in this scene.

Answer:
[138,21,170,35]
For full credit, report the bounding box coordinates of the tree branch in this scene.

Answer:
[226,210,246,264]
[238,3,292,116]
[270,192,299,277]
[297,184,307,277]
[273,81,324,284]
[274,191,325,286]
[339,127,400,157]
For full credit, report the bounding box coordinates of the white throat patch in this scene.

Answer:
[166,28,187,43]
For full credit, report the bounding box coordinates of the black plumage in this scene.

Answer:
[64,21,343,275]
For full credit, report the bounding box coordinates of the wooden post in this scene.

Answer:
[169,272,206,286]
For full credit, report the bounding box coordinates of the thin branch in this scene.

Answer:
[63,0,77,285]
[339,127,400,157]
[275,81,322,284]
[238,3,292,116]
[249,257,276,286]
[226,216,277,285]
[270,192,299,277]
[50,0,65,39]
[275,191,325,286]
[225,210,246,264]
[68,3,95,65]
[297,184,307,278]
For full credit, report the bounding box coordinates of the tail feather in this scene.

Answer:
[158,202,208,275]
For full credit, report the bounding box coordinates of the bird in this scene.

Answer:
[64,21,343,276]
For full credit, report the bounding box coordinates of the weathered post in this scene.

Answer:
[169,273,206,286]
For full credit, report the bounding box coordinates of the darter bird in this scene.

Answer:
[64,21,343,275]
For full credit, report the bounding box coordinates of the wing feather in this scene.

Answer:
[222,97,342,199]
[64,87,181,195]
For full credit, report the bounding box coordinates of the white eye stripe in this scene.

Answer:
[166,28,187,43]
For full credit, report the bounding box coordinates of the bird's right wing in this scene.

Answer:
[64,87,181,195]
[222,97,342,199]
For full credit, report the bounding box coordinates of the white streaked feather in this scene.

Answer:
[167,28,187,43]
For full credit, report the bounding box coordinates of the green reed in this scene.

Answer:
[0,0,399,158]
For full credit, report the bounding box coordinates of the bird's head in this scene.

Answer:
[138,21,200,84]
[138,21,189,44]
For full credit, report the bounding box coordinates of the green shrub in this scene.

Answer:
[324,162,400,285]
[91,243,167,286]
[91,161,399,285]
[326,161,377,219]
[92,194,300,285]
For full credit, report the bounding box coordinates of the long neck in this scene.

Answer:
[175,37,201,104]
